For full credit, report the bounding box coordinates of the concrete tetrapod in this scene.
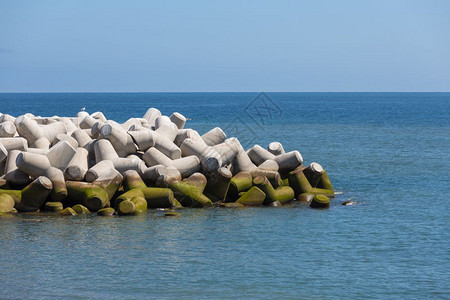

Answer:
[117,170,177,209]
[143,147,200,178]
[253,176,295,205]
[65,181,109,212]
[287,168,334,198]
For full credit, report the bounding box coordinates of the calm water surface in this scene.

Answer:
[0,93,449,299]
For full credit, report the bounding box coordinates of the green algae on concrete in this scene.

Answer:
[227,171,253,200]
[310,194,330,209]
[288,168,334,198]
[58,207,77,216]
[253,176,294,205]
[169,181,213,207]
[236,186,266,206]
[0,193,15,213]
[72,204,91,214]
[43,201,64,212]
[97,207,115,216]
[65,181,109,212]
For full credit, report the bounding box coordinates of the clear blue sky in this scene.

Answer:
[0,0,449,92]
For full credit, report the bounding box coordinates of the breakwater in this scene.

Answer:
[0,108,334,215]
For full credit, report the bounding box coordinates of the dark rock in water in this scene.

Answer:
[270,201,282,207]
[342,200,356,206]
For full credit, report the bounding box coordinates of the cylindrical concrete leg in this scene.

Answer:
[204,167,232,202]
[250,169,282,188]
[14,115,44,145]
[169,181,213,207]
[65,181,109,212]
[0,194,15,213]
[310,194,330,208]
[16,152,52,177]
[71,129,93,148]
[99,123,136,156]
[267,142,285,155]
[141,187,176,208]
[273,151,303,172]
[19,176,53,211]
[155,166,182,186]
[128,130,155,152]
[85,160,115,182]
[247,145,275,165]
[182,173,207,193]
[4,150,30,186]
[123,170,147,191]
[113,157,146,176]
[143,108,162,126]
[79,115,97,129]
[143,147,173,167]
[231,139,256,174]
[201,127,226,146]
[155,123,178,142]
[94,139,119,163]
[0,121,16,137]
[170,112,186,129]
[118,199,136,215]
[0,137,28,152]
[228,171,253,200]
[153,132,182,159]
[45,167,67,202]
[64,147,89,181]
[42,121,67,144]
[303,162,324,188]
[172,156,201,178]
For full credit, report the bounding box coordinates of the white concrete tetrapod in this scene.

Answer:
[99,123,136,157]
[143,108,162,126]
[170,112,186,129]
[16,152,67,201]
[201,127,226,146]
[143,147,200,178]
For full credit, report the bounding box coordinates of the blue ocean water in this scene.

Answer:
[0,92,449,299]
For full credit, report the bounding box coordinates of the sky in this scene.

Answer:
[0,0,449,92]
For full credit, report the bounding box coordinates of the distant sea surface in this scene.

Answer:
[0,92,449,299]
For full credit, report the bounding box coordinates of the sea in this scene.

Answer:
[0,92,449,299]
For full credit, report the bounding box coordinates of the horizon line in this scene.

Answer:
[0,91,449,94]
